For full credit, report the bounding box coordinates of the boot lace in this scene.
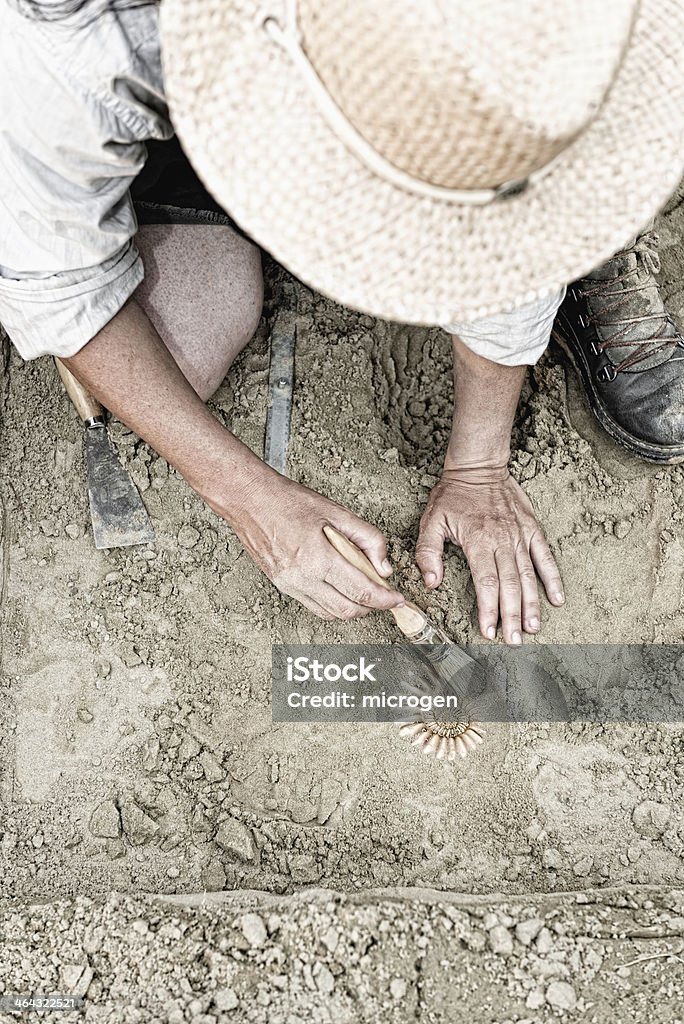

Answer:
[577,230,681,372]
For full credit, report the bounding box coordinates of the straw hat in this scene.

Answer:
[160,0,684,325]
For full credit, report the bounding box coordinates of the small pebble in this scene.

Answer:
[526,989,545,1010]
[89,800,120,839]
[546,981,577,1011]
[315,964,335,995]
[240,912,267,948]
[536,927,553,954]
[515,917,544,946]
[389,978,407,1000]
[213,988,239,1012]
[614,519,632,539]
[573,855,593,876]
[632,800,670,838]
[488,925,513,956]
[320,925,338,953]
[178,524,200,549]
[542,848,563,869]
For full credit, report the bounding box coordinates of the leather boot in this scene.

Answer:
[553,230,684,463]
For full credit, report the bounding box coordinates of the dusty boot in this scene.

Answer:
[552,230,684,463]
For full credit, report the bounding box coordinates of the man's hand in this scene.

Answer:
[222,475,405,621]
[65,300,405,624]
[416,468,564,644]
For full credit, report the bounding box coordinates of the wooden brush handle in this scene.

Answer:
[323,525,426,636]
[55,358,104,423]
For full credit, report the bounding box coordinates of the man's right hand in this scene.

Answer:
[214,473,406,621]
[63,300,403,622]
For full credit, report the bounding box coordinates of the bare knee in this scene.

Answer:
[135,223,264,402]
[194,251,264,400]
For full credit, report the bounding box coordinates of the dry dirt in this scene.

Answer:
[1,198,684,1021]
[2,887,684,1023]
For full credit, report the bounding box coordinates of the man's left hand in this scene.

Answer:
[415,469,565,644]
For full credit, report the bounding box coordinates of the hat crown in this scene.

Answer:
[297,0,639,190]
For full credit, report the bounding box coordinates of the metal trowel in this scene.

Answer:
[55,359,155,550]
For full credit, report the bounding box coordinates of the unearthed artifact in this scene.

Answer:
[398,718,485,761]
[323,525,486,761]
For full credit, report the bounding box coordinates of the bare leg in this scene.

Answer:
[134,223,263,401]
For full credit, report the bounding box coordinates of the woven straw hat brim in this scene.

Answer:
[160,0,684,325]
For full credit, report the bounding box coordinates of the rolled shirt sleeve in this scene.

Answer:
[443,286,567,366]
[0,243,143,360]
[0,1,172,359]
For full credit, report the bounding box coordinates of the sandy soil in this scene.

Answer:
[1,200,684,1019]
[2,887,684,1023]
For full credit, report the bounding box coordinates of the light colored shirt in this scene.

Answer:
[0,0,563,365]
[0,0,172,359]
[444,286,566,366]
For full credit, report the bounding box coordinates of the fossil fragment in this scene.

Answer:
[398,719,485,761]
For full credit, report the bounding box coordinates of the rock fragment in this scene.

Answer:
[632,800,670,838]
[546,981,577,1011]
[94,658,111,678]
[120,800,159,845]
[526,989,545,1010]
[536,927,553,954]
[515,917,544,946]
[201,860,226,892]
[488,925,513,956]
[199,750,225,783]
[240,913,267,948]
[614,519,632,539]
[178,734,201,762]
[320,925,339,954]
[389,978,407,1000]
[104,839,126,859]
[315,964,335,995]
[573,855,593,876]
[178,524,200,549]
[215,818,254,861]
[90,800,121,839]
[141,735,160,772]
[542,848,563,869]
[213,988,239,1012]
[60,965,94,998]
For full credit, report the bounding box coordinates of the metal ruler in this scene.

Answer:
[264,312,296,475]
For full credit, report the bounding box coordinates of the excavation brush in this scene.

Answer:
[323,525,487,761]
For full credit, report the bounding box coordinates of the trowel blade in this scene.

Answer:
[84,424,155,550]
[265,312,296,475]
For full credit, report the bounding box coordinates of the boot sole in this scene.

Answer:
[551,326,684,465]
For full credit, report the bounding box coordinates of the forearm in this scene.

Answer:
[61,298,405,621]
[417,335,562,638]
[445,335,526,474]
[63,297,272,520]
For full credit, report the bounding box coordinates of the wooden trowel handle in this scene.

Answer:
[323,525,391,590]
[55,358,104,424]
[322,525,426,636]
